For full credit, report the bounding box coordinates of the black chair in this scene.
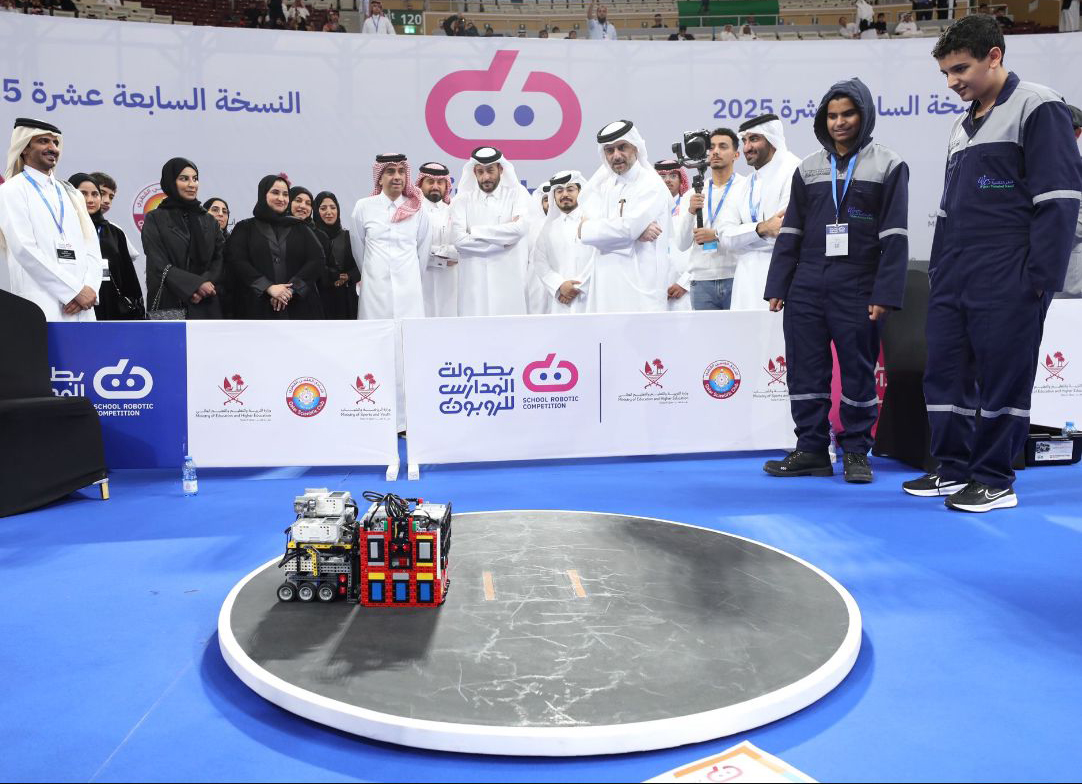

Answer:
[0,289,108,517]
[873,268,934,470]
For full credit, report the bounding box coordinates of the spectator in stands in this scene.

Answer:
[441,14,461,34]
[539,28,549,37]
[738,23,756,39]
[362,0,395,34]
[979,3,1014,27]
[462,18,478,34]
[551,25,561,32]
[1062,0,1080,31]
[587,1,617,39]
[912,0,933,21]
[244,1,268,27]
[856,0,877,37]
[313,191,358,320]
[322,10,345,32]
[894,11,920,35]
[483,24,496,36]
[203,197,231,238]
[69,174,144,321]
[718,23,737,39]
[227,175,325,319]
[838,15,858,37]
[652,13,664,27]
[873,12,888,35]
[0,1,17,12]
[668,25,695,40]
[142,158,224,320]
[567,29,578,38]
[268,0,285,28]
[285,0,308,26]
[25,0,46,15]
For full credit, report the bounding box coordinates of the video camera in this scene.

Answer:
[672,129,712,240]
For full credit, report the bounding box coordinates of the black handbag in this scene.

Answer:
[148,263,186,320]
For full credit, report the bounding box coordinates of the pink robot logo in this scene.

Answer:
[522,353,579,393]
[425,50,582,160]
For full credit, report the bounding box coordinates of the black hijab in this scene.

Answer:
[158,157,205,214]
[202,196,230,237]
[68,172,105,226]
[313,191,342,239]
[157,157,208,270]
[253,175,301,227]
[288,185,316,227]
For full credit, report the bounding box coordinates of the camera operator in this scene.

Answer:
[674,128,744,310]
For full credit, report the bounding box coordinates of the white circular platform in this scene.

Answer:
[218,511,861,756]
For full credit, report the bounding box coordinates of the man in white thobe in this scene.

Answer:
[719,114,802,311]
[416,161,458,317]
[533,170,595,314]
[578,120,669,314]
[0,117,101,321]
[449,146,531,317]
[654,159,692,312]
[350,153,430,431]
[362,0,395,33]
[524,181,553,314]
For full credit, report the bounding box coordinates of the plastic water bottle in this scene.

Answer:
[182,455,198,496]
[828,427,838,464]
[1064,421,1078,437]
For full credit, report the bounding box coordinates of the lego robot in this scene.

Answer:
[276,489,451,607]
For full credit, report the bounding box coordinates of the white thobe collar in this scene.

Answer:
[380,193,404,209]
[22,165,57,186]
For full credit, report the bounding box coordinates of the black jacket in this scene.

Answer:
[95,220,144,320]
[226,217,326,319]
[142,208,225,318]
[319,230,359,320]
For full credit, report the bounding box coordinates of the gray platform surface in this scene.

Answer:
[227,511,853,730]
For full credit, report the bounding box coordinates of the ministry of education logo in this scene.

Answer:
[1044,351,1069,382]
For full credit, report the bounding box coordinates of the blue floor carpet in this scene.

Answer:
[2,448,1080,782]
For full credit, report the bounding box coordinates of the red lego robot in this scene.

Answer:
[275,489,451,607]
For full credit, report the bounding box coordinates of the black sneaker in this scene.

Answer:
[764,450,833,477]
[944,481,1018,513]
[843,453,873,483]
[902,472,968,497]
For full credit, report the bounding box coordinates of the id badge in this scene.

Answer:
[55,239,77,264]
[101,260,111,281]
[702,240,719,252]
[825,224,848,257]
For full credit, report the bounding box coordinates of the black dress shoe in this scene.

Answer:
[842,452,873,483]
[764,450,833,477]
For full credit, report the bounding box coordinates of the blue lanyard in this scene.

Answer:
[23,171,66,236]
[672,193,680,217]
[830,153,858,224]
[748,173,760,222]
[708,175,734,225]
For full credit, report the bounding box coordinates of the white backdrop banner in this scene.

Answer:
[1032,300,1082,429]
[402,311,797,466]
[186,321,399,472]
[1,12,1080,294]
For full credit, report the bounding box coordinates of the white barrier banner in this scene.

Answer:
[186,321,398,469]
[2,13,1080,298]
[403,311,796,465]
[1032,299,1082,428]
